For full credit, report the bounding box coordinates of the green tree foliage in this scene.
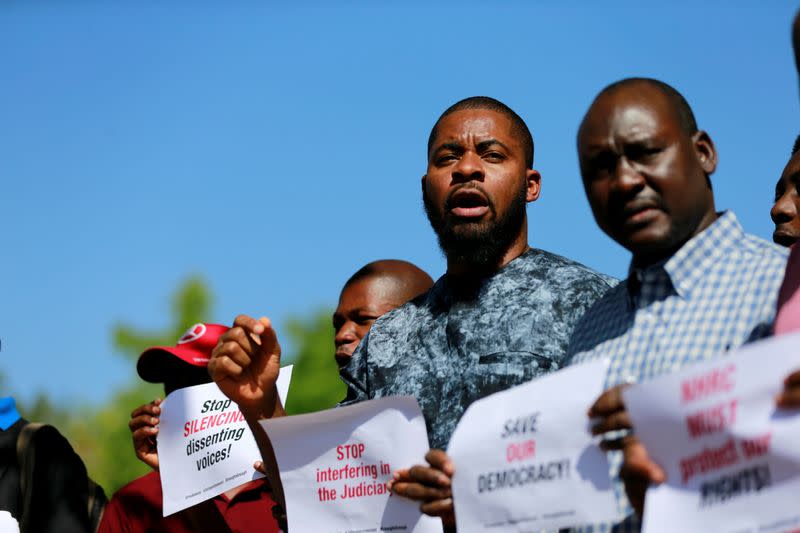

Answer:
[283,309,345,415]
[87,276,214,493]
[17,276,215,495]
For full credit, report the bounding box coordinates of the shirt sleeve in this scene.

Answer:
[337,330,371,407]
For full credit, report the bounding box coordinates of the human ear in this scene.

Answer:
[693,130,718,175]
[525,169,542,203]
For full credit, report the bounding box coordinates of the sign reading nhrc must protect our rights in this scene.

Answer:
[624,333,800,533]
[157,365,292,516]
[261,396,443,533]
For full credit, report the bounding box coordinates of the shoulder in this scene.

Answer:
[566,281,630,357]
[523,248,619,290]
[364,279,439,340]
[111,471,162,502]
[100,472,163,533]
[736,231,789,267]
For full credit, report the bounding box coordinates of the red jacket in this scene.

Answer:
[99,471,280,533]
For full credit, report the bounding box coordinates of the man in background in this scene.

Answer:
[332,260,433,369]
[0,396,99,533]
[771,136,800,247]
[99,323,282,533]
[569,78,788,532]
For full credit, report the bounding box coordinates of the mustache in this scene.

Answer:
[609,192,666,217]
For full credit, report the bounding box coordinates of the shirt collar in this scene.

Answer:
[435,248,536,305]
[626,211,742,300]
[0,397,20,431]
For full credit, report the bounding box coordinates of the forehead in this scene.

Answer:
[336,276,397,312]
[432,109,517,147]
[579,86,682,148]
[781,151,800,182]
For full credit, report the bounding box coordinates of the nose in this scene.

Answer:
[771,192,796,224]
[610,158,646,195]
[334,321,358,348]
[452,151,485,183]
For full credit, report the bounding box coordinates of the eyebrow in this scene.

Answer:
[475,139,510,152]
[433,142,465,154]
[433,138,510,154]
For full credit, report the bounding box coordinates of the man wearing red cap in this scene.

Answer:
[98,323,281,533]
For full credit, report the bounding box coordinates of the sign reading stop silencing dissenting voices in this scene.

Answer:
[623,332,800,533]
[157,365,293,516]
[261,395,443,533]
[447,358,619,532]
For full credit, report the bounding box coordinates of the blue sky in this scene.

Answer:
[2,1,798,406]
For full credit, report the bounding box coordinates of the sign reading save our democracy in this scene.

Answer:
[447,359,619,532]
[624,332,800,533]
[157,365,293,516]
[261,396,443,533]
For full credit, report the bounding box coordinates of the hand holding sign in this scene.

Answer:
[588,384,637,450]
[777,368,800,408]
[391,449,456,527]
[618,439,665,517]
[588,384,665,517]
[129,398,163,470]
[209,315,284,419]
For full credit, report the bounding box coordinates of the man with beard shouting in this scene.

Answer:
[208,96,616,529]
[337,96,615,450]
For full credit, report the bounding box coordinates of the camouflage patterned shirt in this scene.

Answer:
[339,248,617,449]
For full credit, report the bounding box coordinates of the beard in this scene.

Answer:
[423,182,527,271]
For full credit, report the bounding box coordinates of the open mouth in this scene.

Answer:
[447,188,490,219]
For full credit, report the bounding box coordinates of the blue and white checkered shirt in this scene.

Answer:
[566,211,788,533]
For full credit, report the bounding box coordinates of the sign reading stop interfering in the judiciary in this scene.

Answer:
[623,332,800,533]
[158,365,292,516]
[261,396,443,533]
[447,359,618,532]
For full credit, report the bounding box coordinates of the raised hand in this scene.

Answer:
[208,315,283,420]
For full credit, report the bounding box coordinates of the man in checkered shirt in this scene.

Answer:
[566,77,789,532]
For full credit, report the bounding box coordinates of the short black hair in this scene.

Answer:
[596,78,698,135]
[792,134,800,156]
[343,259,431,290]
[427,96,534,169]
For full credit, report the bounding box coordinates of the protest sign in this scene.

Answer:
[158,365,292,516]
[261,395,442,533]
[623,332,800,533]
[447,359,618,532]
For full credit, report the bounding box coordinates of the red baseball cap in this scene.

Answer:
[136,323,229,383]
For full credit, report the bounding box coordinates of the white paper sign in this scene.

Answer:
[261,396,443,533]
[447,359,618,531]
[623,333,800,533]
[158,365,293,516]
